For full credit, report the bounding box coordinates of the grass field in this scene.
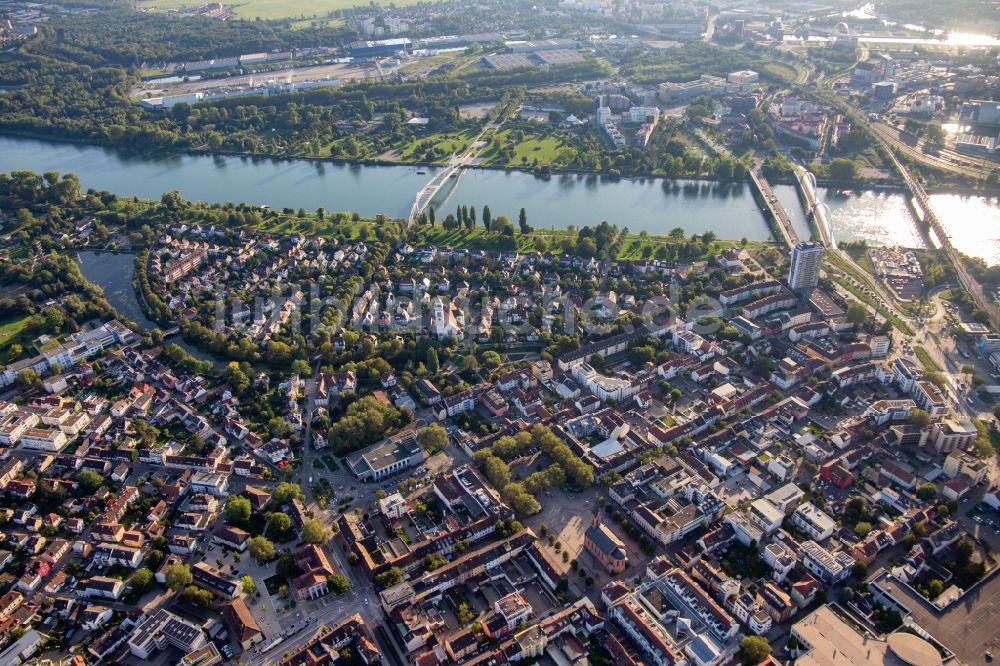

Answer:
[505,135,572,167]
[139,0,430,20]
[0,315,34,365]
[478,129,576,168]
[394,129,480,163]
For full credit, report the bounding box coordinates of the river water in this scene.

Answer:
[75,249,216,363]
[3,135,999,263]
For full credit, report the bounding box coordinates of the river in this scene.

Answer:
[75,249,216,363]
[3,135,999,263]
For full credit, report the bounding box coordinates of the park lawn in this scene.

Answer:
[0,315,34,365]
[474,129,510,163]
[395,129,480,163]
[248,203,774,261]
[478,129,573,168]
[139,0,431,20]
[617,236,673,260]
[410,226,747,259]
[505,135,573,168]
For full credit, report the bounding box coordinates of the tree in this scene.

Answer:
[518,208,530,234]
[425,554,448,570]
[502,482,541,517]
[753,355,774,374]
[77,469,104,492]
[426,347,439,374]
[276,553,299,580]
[916,482,937,500]
[374,567,403,588]
[482,205,492,231]
[482,350,502,369]
[955,538,974,564]
[828,158,858,181]
[164,563,193,592]
[855,521,873,537]
[267,511,292,535]
[273,483,305,504]
[183,585,214,608]
[927,578,944,599]
[926,121,945,145]
[14,369,41,391]
[846,302,869,326]
[44,309,65,333]
[852,562,868,580]
[225,495,252,525]
[906,409,931,427]
[418,423,449,454]
[249,536,276,562]
[741,636,771,663]
[130,568,153,593]
[457,600,476,624]
[242,576,257,595]
[328,574,351,594]
[302,518,332,544]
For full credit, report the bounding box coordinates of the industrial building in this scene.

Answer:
[349,38,413,58]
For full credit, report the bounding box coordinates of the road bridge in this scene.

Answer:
[749,167,800,249]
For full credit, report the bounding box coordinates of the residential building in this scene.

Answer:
[791,502,837,542]
[943,450,988,484]
[128,608,206,659]
[798,540,852,583]
[930,419,977,453]
[788,242,825,292]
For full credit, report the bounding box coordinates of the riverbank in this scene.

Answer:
[74,250,220,366]
[3,134,999,263]
[4,128,996,202]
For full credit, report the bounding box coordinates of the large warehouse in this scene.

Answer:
[349,38,412,58]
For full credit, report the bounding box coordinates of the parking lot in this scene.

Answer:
[877,569,1000,665]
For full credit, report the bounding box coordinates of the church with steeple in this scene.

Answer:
[584,508,629,574]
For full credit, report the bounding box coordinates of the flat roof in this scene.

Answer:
[793,606,902,666]
[887,633,941,666]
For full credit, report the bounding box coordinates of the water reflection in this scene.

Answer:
[76,250,218,364]
[0,135,997,258]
